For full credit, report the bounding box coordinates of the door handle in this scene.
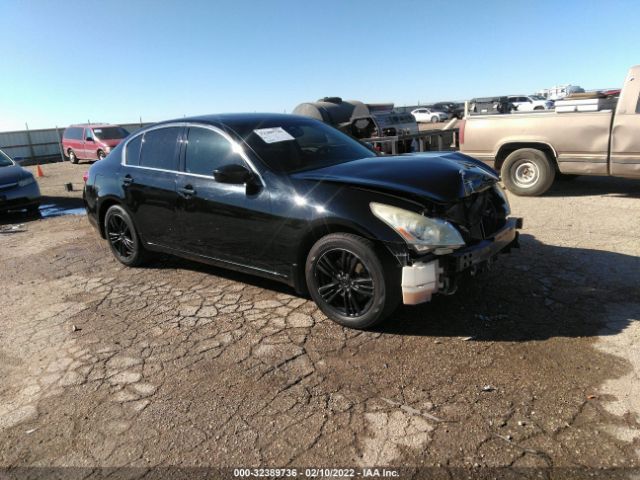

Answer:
[122,175,133,187]
[178,185,196,197]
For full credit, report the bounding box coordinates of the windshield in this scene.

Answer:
[234,118,375,173]
[92,127,129,140]
[530,95,545,101]
[0,149,14,167]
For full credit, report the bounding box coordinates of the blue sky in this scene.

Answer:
[1,0,638,130]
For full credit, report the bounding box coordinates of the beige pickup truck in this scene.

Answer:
[460,65,640,195]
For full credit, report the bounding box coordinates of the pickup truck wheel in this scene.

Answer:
[501,148,556,196]
[305,233,400,330]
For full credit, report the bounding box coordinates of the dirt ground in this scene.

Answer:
[1,162,639,478]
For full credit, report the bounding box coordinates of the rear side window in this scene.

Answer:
[125,135,142,166]
[139,127,181,171]
[64,127,83,140]
[185,127,243,176]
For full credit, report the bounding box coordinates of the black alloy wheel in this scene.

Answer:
[315,248,374,317]
[104,205,147,266]
[305,233,400,329]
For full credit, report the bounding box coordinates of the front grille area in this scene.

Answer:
[443,188,507,243]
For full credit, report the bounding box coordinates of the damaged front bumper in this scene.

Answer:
[400,217,522,305]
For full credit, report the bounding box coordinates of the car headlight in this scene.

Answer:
[18,175,35,187]
[370,202,465,253]
[493,184,511,216]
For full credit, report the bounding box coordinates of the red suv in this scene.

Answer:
[62,124,129,164]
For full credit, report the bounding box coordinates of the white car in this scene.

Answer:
[508,95,554,112]
[411,108,449,123]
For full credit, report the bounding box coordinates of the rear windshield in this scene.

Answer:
[0,149,14,167]
[232,118,374,173]
[92,127,129,140]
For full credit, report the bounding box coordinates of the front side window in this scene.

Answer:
[93,127,129,140]
[139,127,181,171]
[85,128,94,140]
[185,127,243,176]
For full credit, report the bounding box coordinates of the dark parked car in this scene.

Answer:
[431,102,465,119]
[62,124,129,164]
[0,149,40,214]
[84,114,521,329]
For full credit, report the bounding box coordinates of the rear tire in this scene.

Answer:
[104,205,148,267]
[69,150,78,164]
[305,233,400,329]
[501,148,556,196]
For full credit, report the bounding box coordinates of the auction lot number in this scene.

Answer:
[234,468,398,477]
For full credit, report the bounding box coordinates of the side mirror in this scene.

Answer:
[86,137,94,142]
[213,163,254,185]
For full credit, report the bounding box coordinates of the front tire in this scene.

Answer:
[104,205,148,267]
[305,233,400,329]
[431,116,438,123]
[26,204,40,215]
[69,150,78,164]
[501,148,556,196]
[97,150,106,161]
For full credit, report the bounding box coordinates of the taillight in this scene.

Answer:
[82,171,89,183]
[459,119,466,145]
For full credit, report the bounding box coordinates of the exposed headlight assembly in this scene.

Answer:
[18,175,35,187]
[493,184,511,216]
[370,202,465,253]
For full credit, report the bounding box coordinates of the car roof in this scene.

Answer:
[67,123,117,128]
[156,113,320,130]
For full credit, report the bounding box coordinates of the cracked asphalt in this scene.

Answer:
[0,162,639,476]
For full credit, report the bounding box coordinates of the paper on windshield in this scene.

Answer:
[253,127,295,144]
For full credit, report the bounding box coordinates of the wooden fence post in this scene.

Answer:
[55,126,65,162]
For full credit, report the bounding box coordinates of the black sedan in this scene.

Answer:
[84,114,521,329]
[0,149,41,214]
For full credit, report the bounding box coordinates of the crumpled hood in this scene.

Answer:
[0,165,30,185]
[291,152,498,203]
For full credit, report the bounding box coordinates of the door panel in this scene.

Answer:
[176,174,273,268]
[175,126,275,271]
[610,113,640,178]
[83,128,95,160]
[122,126,183,246]
[124,168,180,246]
